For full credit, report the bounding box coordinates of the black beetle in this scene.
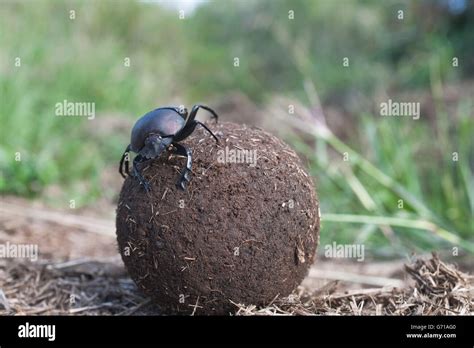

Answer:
[119,104,219,191]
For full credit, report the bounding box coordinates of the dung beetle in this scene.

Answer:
[119,104,219,191]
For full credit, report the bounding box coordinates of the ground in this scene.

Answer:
[0,197,472,315]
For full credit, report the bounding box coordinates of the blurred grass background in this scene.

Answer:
[0,0,473,257]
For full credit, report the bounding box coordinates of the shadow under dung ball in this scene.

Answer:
[116,122,320,315]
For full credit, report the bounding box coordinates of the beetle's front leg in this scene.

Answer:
[133,155,151,192]
[172,143,192,190]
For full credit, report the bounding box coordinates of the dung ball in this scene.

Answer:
[116,122,320,314]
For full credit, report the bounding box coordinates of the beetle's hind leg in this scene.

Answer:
[173,120,219,143]
[189,104,219,123]
[172,143,192,190]
[132,154,151,192]
[195,121,219,143]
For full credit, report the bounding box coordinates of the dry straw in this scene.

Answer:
[0,253,471,316]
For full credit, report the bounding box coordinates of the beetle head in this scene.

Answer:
[141,133,172,159]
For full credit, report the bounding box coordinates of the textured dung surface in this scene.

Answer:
[116,122,320,315]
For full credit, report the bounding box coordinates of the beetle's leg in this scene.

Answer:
[195,121,219,143]
[189,104,219,123]
[177,104,218,136]
[172,143,192,190]
[119,145,131,178]
[173,120,219,143]
[132,154,151,192]
[172,121,196,142]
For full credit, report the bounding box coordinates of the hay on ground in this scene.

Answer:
[0,253,472,315]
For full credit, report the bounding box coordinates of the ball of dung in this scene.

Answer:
[116,122,320,314]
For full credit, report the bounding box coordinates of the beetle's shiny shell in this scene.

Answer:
[130,108,185,152]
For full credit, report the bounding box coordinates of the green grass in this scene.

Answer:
[288,73,473,256]
[0,0,472,257]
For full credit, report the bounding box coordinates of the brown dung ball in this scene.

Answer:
[116,122,320,315]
